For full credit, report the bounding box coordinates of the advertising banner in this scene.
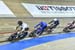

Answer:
[22,3,75,17]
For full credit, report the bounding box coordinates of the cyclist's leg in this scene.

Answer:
[39,26,47,35]
[33,28,42,37]
[19,32,28,39]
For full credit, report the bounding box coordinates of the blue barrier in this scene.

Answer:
[0,32,75,50]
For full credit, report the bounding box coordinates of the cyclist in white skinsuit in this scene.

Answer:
[16,21,29,38]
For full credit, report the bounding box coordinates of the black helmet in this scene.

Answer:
[17,21,23,25]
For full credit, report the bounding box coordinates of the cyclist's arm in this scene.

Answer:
[16,26,22,33]
[48,20,53,24]
[34,23,40,28]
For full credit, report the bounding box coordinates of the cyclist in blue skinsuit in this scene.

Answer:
[34,21,47,36]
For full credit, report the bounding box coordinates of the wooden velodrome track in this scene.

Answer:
[0,0,75,50]
[0,18,75,50]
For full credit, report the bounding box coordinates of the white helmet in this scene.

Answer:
[53,18,58,21]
